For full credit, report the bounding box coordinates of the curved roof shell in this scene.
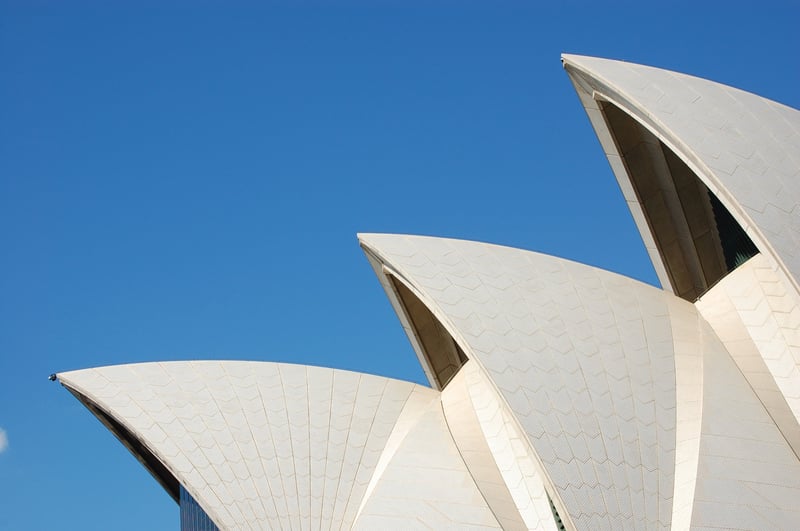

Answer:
[58,361,504,530]
[360,233,800,530]
[562,54,800,296]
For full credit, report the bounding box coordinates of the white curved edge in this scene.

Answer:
[442,360,557,530]
[561,53,800,296]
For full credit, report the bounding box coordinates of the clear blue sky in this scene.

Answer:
[1,1,798,529]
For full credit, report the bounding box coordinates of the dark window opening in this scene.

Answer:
[389,275,467,389]
[708,192,759,270]
[600,101,758,301]
[548,492,566,531]
[180,485,220,531]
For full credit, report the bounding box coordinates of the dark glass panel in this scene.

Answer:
[180,484,220,531]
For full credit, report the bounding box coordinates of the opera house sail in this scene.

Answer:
[56,55,800,530]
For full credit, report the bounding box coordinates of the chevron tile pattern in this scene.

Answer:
[60,362,431,530]
[361,233,680,530]
[361,233,800,530]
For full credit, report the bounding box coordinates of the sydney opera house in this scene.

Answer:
[56,55,800,530]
